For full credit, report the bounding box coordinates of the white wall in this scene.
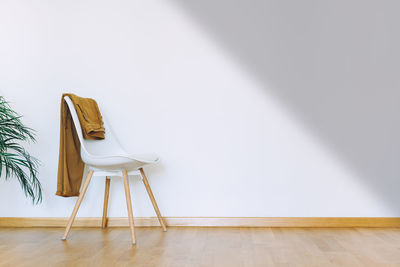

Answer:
[0,0,399,217]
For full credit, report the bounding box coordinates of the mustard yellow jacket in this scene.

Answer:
[56,93,105,197]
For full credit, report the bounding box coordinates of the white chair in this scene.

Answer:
[61,96,166,245]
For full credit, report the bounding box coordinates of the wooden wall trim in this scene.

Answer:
[0,217,399,228]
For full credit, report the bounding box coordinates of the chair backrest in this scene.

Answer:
[64,96,127,160]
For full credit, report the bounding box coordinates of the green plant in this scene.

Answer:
[0,96,42,204]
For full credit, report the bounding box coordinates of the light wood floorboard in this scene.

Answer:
[0,227,399,266]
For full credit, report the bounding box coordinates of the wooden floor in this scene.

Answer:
[0,227,399,267]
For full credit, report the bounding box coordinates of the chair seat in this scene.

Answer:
[83,153,160,171]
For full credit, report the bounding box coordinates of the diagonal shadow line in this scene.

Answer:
[172,0,400,213]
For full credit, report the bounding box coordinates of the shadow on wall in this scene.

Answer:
[173,0,400,212]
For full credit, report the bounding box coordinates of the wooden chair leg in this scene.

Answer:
[102,177,111,228]
[139,168,167,232]
[122,170,136,245]
[62,170,94,240]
